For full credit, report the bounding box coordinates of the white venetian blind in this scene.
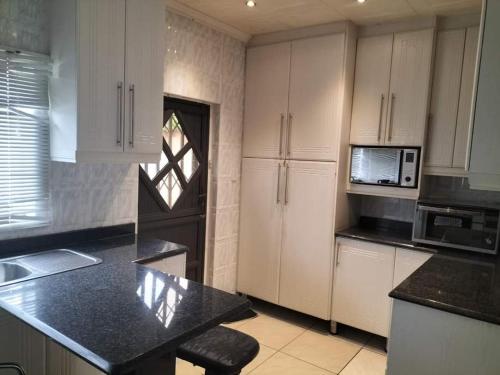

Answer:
[0,48,51,230]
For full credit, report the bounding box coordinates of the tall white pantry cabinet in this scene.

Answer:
[237,26,356,320]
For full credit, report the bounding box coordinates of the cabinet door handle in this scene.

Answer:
[116,82,123,145]
[387,93,395,142]
[279,113,285,157]
[377,94,385,141]
[336,243,340,266]
[129,84,135,147]
[284,162,289,205]
[276,163,281,204]
[286,113,293,157]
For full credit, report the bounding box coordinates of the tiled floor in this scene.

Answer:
[176,300,387,374]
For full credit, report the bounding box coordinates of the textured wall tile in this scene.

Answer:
[164,12,245,291]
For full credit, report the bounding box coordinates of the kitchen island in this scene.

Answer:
[0,225,250,374]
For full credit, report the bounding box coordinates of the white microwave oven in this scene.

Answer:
[350,146,420,188]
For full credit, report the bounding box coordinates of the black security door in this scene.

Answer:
[138,97,210,282]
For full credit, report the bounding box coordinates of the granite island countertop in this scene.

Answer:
[0,228,250,374]
[336,217,500,326]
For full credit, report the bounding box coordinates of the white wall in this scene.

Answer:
[0,1,138,240]
[164,11,245,292]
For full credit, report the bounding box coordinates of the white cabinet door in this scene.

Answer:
[279,161,336,319]
[332,238,395,337]
[288,34,344,161]
[76,0,126,157]
[243,43,291,159]
[386,29,434,146]
[426,29,466,168]
[454,26,479,169]
[123,0,165,158]
[237,158,284,304]
[469,0,500,190]
[350,35,393,145]
[393,248,432,288]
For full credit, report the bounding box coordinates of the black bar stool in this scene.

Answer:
[177,326,259,375]
[0,363,26,375]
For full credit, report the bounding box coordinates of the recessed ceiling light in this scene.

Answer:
[246,0,256,8]
[357,0,366,3]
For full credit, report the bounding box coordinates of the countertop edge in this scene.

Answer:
[133,247,188,265]
[389,290,500,326]
[335,232,437,254]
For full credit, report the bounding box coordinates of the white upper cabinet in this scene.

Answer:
[123,0,165,156]
[387,29,434,146]
[279,161,336,319]
[425,27,479,176]
[287,34,344,161]
[243,34,346,161]
[350,29,434,146]
[469,0,500,190]
[243,43,291,159]
[350,35,393,145]
[74,0,126,159]
[237,158,284,304]
[454,27,479,169]
[49,0,165,163]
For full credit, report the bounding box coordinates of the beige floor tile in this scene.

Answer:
[222,319,252,330]
[250,352,332,375]
[364,335,387,355]
[242,344,276,374]
[282,329,362,373]
[237,314,307,350]
[176,359,204,375]
[339,349,387,375]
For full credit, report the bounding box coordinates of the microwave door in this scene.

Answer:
[351,147,401,186]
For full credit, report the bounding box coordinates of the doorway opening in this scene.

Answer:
[138,97,210,282]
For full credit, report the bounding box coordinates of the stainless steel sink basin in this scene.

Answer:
[0,262,31,284]
[0,249,102,287]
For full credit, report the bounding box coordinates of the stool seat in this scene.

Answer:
[177,326,260,375]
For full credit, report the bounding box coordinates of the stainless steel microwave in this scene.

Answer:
[350,146,420,188]
[413,201,500,255]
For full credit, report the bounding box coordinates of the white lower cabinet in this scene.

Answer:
[393,247,432,287]
[237,158,336,319]
[279,161,336,319]
[331,239,433,337]
[237,158,284,304]
[331,238,395,337]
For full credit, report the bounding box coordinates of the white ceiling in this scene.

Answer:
[169,0,481,35]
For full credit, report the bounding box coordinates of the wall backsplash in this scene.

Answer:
[0,0,49,53]
[421,175,500,205]
[358,195,416,223]
[0,0,138,240]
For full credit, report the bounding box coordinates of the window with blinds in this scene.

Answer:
[0,48,51,230]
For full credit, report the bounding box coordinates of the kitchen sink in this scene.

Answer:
[0,249,102,287]
[0,262,32,284]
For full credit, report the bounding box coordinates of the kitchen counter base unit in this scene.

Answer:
[387,299,500,375]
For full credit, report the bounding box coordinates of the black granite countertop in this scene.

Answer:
[336,217,500,326]
[0,226,250,374]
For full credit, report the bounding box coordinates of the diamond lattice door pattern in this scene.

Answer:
[140,112,201,209]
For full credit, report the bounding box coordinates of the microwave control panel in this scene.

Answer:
[400,149,419,187]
